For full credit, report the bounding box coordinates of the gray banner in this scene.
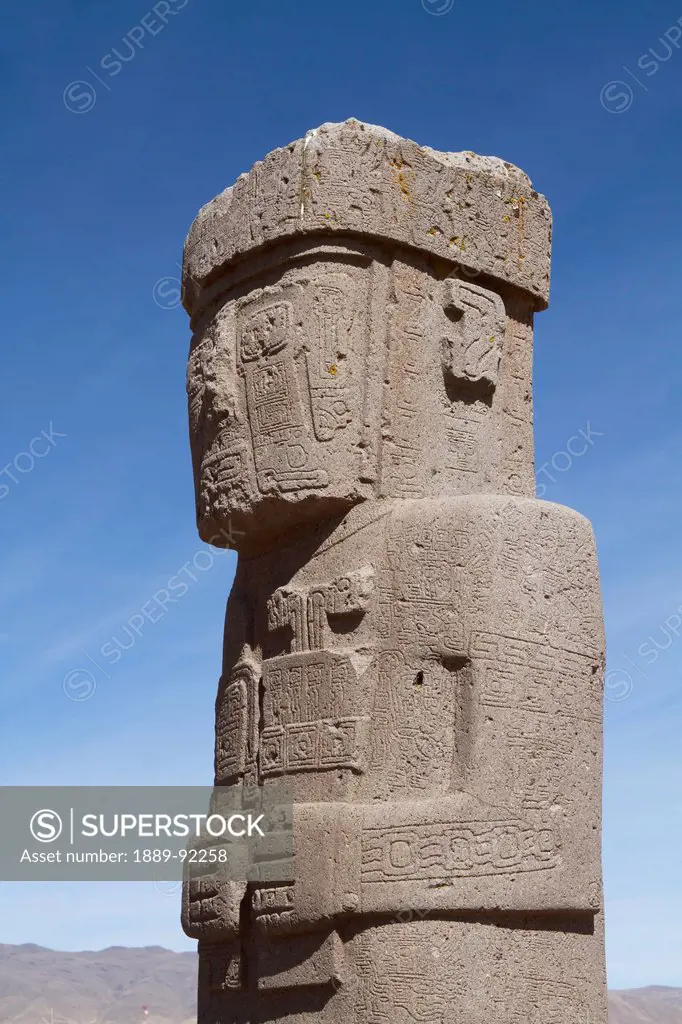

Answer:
[0,786,293,881]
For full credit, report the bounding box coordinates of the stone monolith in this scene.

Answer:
[181,119,608,1024]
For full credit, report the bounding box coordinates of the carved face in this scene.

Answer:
[187,249,376,548]
[187,242,531,549]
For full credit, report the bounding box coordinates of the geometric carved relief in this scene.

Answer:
[440,279,505,484]
[370,651,457,797]
[266,566,375,653]
[381,269,429,499]
[206,948,242,992]
[235,268,368,501]
[305,279,356,443]
[470,632,601,722]
[215,659,259,782]
[350,923,598,1024]
[353,931,460,1024]
[260,651,369,777]
[361,818,560,883]
[441,279,505,395]
[260,717,368,776]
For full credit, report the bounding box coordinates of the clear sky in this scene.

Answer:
[1,0,681,991]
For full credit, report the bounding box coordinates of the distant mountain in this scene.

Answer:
[0,943,680,1023]
[0,944,196,1023]
[610,987,682,1023]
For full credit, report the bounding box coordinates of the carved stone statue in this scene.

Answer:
[181,119,608,1024]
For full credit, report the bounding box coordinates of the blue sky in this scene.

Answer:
[1,0,681,990]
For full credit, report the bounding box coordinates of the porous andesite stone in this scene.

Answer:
[181,120,607,1024]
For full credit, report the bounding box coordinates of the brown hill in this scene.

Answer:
[610,988,682,1024]
[0,944,195,1024]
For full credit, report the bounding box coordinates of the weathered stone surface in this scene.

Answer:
[180,121,607,1024]
[187,238,537,550]
[182,119,552,316]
